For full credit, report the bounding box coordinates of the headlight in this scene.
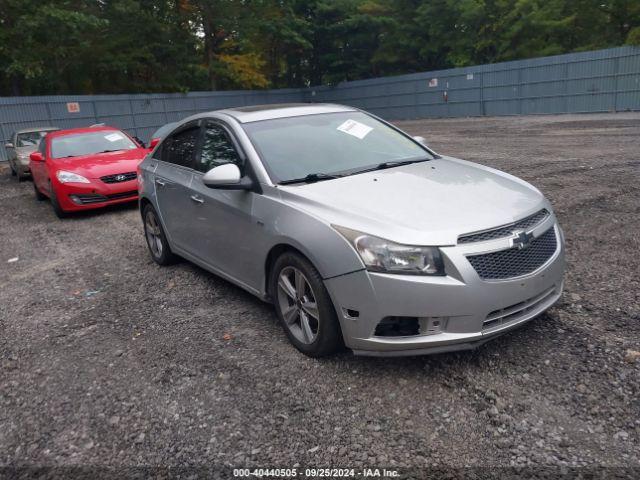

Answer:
[56,170,90,184]
[333,225,445,275]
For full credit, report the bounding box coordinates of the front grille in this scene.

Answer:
[458,209,549,244]
[467,227,557,280]
[483,286,557,330]
[100,172,137,184]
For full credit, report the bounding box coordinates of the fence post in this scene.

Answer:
[128,97,137,138]
[92,100,100,125]
[613,55,620,112]
[480,71,485,116]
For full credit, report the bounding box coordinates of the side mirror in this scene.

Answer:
[5,142,14,149]
[149,137,161,149]
[203,163,253,190]
[30,152,44,162]
[413,135,428,147]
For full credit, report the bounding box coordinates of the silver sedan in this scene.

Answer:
[4,127,58,180]
[138,104,565,357]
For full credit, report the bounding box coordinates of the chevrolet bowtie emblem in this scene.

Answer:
[511,230,534,250]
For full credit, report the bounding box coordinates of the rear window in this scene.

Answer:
[51,131,137,159]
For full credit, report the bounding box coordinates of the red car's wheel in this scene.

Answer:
[50,187,68,218]
[33,181,46,201]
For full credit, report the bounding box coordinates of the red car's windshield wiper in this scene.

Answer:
[279,172,344,185]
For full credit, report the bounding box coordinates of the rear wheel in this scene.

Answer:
[270,252,342,357]
[50,187,68,218]
[143,204,176,265]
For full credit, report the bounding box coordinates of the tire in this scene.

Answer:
[33,180,46,201]
[270,252,343,357]
[50,187,68,218]
[142,204,176,265]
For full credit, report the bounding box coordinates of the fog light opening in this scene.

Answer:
[374,316,420,337]
[342,308,360,319]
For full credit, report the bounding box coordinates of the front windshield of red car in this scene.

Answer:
[50,131,138,159]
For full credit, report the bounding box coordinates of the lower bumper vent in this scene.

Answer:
[70,190,137,205]
[483,286,557,330]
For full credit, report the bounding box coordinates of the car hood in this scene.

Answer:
[52,149,148,179]
[277,157,549,246]
[16,146,37,156]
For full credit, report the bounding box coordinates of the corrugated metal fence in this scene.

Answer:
[1,46,639,161]
[308,45,640,119]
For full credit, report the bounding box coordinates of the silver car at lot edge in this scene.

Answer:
[4,126,59,180]
[138,104,565,357]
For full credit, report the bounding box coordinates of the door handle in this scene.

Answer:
[190,195,204,204]
[155,178,167,187]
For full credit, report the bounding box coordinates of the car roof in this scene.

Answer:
[213,103,357,123]
[15,126,59,135]
[47,126,121,139]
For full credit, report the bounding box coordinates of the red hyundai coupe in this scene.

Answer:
[30,126,150,217]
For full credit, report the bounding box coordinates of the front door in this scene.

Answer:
[187,120,263,289]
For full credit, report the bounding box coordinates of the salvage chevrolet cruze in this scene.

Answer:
[138,104,565,357]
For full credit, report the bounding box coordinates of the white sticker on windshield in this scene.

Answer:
[105,133,123,142]
[337,119,373,140]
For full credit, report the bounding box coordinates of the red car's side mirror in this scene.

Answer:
[30,152,44,162]
[149,138,161,150]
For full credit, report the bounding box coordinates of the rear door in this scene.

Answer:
[186,120,263,288]
[154,120,202,252]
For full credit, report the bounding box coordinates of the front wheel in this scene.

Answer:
[50,187,68,218]
[270,252,343,357]
[33,180,46,201]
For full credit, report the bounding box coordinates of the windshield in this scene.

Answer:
[51,131,138,159]
[243,112,433,183]
[17,131,51,148]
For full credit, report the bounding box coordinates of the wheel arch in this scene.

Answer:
[264,243,310,301]
[139,196,152,218]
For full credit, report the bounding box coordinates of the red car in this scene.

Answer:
[30,126,150,217]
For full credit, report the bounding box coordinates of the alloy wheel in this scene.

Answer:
[276,266,320,345]
[145,210,163,258]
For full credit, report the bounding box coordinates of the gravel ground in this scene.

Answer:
[1,113,639,477]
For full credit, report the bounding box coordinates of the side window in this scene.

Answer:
[195,122,242,173]
[161,125,200,168]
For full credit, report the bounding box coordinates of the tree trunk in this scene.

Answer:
[202,18,218,90]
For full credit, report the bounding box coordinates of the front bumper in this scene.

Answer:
[56,179,139,211]
[324,219,565,356]
[16,157,31,175]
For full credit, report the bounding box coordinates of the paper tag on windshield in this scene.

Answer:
[105,133,123,142]
[337,119,372,140]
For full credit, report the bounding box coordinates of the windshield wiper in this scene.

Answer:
[279,173,344,185]
[349,158,431,176]
[99,149,123,153]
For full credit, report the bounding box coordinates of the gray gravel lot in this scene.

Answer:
[1,113,639,476]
